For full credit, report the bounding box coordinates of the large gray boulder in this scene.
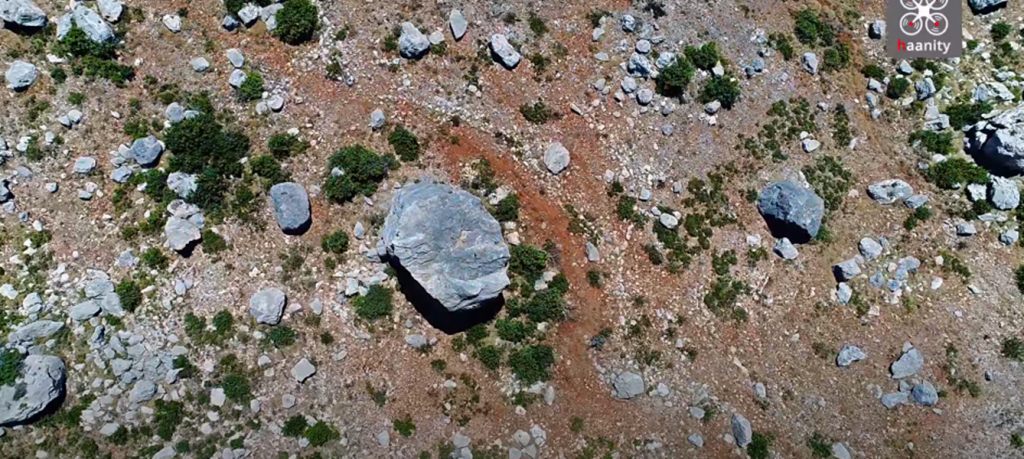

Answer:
[0,355,66,426]
[5,60,37,91]
[129,135,164,168]
[969,0,1007,14]
[398,22,430,59]
[382,180,510,311]
[757,181,824,244]
[890,346,924,379]
[0,0,47,28]
[966,104,1024,175]
[269,182,311,234]
[73,4,115,43]
[490,34,521,69]
[7,320,63,344]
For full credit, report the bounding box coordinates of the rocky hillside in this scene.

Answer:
[2,0,1024,458]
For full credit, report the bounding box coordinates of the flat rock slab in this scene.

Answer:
[0,355,66,425]
[270,182,311,234]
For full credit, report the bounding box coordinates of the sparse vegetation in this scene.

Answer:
[389,126,421,162]
[926,157,990,189]
[323,145,395,203]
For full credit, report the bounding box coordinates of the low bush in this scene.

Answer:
[926,157,990,189]
[353,285,393,321]
[508,345,555,385]
[321,230,350,254]
[323,145,394,203]
[115,280,142,313]
[388,126,421,162]
[274,0,318,45]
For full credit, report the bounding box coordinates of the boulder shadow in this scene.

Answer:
[281,218,311,236]
[387,259,503,335]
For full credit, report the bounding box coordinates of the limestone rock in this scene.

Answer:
[382,180,510,312]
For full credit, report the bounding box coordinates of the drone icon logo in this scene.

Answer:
[898,0,949,36]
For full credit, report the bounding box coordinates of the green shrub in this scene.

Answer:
[323,145,393,203]
[475,345,502,370]
[265,326,296,347]
[993,22,1013,41]
[821,43,851,72]
[586,270,602,288]
[518,289,565,323]
[0,349,24,386]
[141,248,169,270]
[903,205,933,230]
[222,374,251,402]
[68,92,86,106]
[909,130,954,155]
[1003,336,1024,361]
[944,100,992,130]
[887,77,911,99]
[655,58,694,97]
[684,42,720,71]
[769,33,794,60]
[115,280,142,313]
[926,157,990,189]
[305,421,340,446]
[50,67,67,84]
[495,318,531,343]
[321,230,350,254]
[388,126,421,162]
[1016,265,1024,294]
[153,400,185,441]
[202,230,229,254]
[165,113,249,178]
[250,155,289,184]
[274,0,319,45]
[353,285,393,321]
[806,432,832,458]
[238,71,264,102]
[465,324,489,346]
[268,133,309,159]
[493,194,520,222]
[861,64,885,80]
[509,245,548,283]
[803,156,853,214]
[282,415,309,437]
[527,11,547,36]
[508,345,555,385]
[212,310,234,336]
[519,101,560,124]
[699,76,741,109]
[748,432,775,459]
[794,9,834,46]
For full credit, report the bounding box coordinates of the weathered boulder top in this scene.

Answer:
[966,103,1024,176]
[382,180,510,311]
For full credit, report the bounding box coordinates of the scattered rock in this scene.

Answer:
[490,34,521,69]
[836,344,867,367]
[867,180,913,205]
[731,414,752,448]
[858,238,883,260]
[5,61,37,91]
[291,358,316,383]
[227,49,245,68]
[989,176,1020,210]
[612,372,644,399]
[890,346,924,379]
[0,0,47,28]
[269,182,311,234]
[73,4,115,43]
[129,135,164,168]
[911,382,938,406]
[398,22,430,59]
[773,238,799,259]
[161,13,182,33]
[249,288,286,325]
[801,52,818,74]
[544,142,570,175]
[449,9,467,40]
[833,259,861,282]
